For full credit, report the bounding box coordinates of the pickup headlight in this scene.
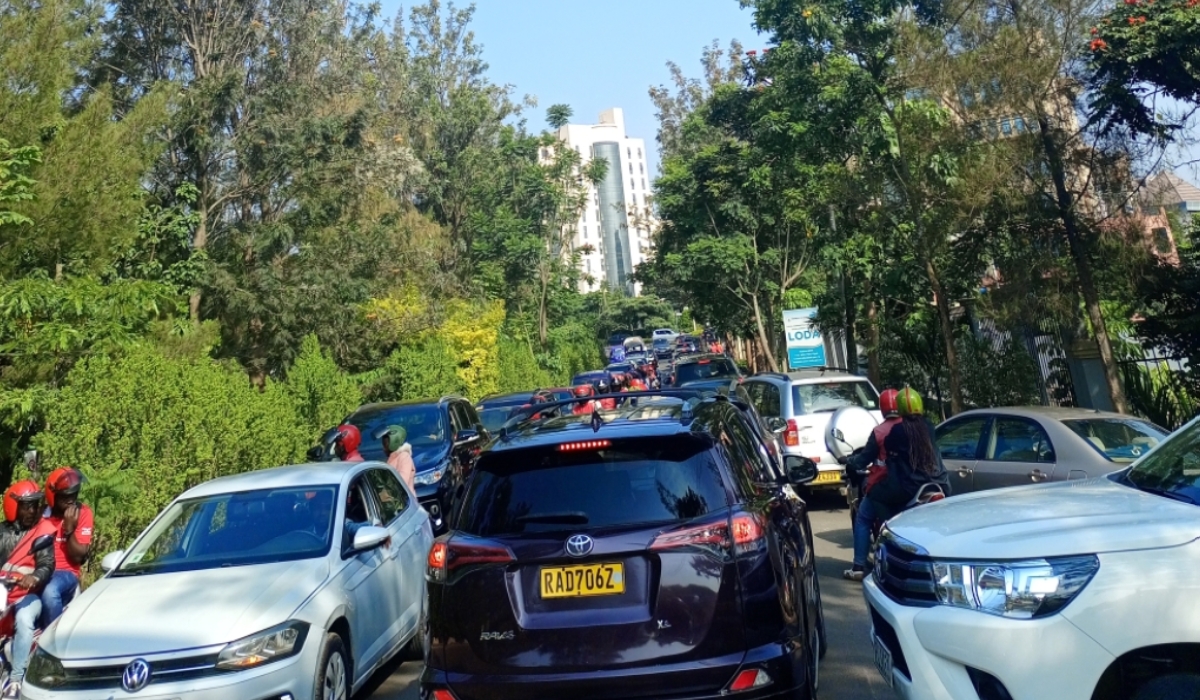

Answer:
[26,647,66,688]
[415,467,446,486]
[216,620,310,670]
[932,556,1099,619]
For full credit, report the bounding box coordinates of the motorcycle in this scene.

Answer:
[0,533,56,689]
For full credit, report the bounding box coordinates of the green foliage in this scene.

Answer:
[497,335,552,394]
[37,346,311,567]
[958,336,1043,408]
[1120,362,1198,430]
[278,336,363,435]
[0,138,39,228]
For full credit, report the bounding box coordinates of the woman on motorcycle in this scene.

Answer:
[844,388,949,581]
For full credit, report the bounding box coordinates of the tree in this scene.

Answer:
[546,104,573,130]
[1089,0,1200,138]
[0,139,38,229]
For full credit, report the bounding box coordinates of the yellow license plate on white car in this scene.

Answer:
[813,471,841,485]
[540,563,625,598]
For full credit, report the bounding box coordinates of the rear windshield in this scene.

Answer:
[675,358,739,385]
[456,436,729,536]
[479,407,516,434]
[1063,418,1168,463]
[792,381,879,414]
[348,405,449,448]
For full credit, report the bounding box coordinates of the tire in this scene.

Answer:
[795,630,819,700]
[1132,674,1200,700]
[315,633,350,700]
[813,573,827,661]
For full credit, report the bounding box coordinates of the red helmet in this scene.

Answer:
[880,389,901,417]
[334,424,362,453]
[45,467,83,510]
[4,480,43,523]
[573,385,594,398]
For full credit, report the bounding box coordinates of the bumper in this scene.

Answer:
[863,575,1112,700]
[422,641,807,700]
[21,648,315,700]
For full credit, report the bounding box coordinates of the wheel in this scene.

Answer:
[795,627,819,700]
[1132,674,1200,700]
[315,633,350,700]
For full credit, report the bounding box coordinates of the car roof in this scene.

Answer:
[748,369,869,384]
[477,392,535,407]
[350,398,456,418]
[950,406,1131,421]
[674,353,730,365]
[486,399,722,452]
[181,461,379,498]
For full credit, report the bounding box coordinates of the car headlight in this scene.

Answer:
[932,556,1099,619]
[415,468,446,486]
[216,621,310,670]
[26,647,66,688]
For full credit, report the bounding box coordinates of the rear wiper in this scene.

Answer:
[516,512,590,524]
[1138,486,1197,505]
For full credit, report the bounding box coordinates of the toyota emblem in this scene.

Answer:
[565,534,594,558]
[122,658,151,693]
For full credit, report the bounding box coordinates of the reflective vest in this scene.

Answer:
[2,519,56,604]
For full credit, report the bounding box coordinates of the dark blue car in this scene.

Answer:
[423,393,826,700]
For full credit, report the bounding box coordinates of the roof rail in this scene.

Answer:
[497,389,718,440]
[752,372,791,381]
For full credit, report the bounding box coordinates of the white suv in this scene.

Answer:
[864,414,1200,700]
[743,369,882,489]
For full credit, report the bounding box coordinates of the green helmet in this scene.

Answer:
[897,387,924,416]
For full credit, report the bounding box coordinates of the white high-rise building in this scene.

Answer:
[555,108,656,295]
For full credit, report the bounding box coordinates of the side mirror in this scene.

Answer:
[100,550,126,573]
[306,445,324,461]
[351,526,390,553]
[766,417,788,434]
[29,534,55,554]
[785,456,819,485]
[454,429,479,445]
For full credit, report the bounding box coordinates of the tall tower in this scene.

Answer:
[556,109,656,295]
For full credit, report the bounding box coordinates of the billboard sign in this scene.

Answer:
[783,307,826,370]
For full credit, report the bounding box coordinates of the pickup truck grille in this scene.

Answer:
[873,535,938,606]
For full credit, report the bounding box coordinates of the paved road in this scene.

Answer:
[365,491,889,700]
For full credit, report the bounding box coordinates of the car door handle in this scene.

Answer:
[957,468,973,477]
[1029,469,1048,482]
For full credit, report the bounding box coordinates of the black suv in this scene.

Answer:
[311,396,488,532]
[422,392,825,700]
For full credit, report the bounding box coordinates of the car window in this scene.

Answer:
[1125,419,1200,503]
[986,418,1055,464]
[457,435,730,536]
[674,358,739,385]
[348,405,448,450]
[113,486,337,576]
[721,412,776,494]
[1061,418,1167,463]
[936,417,989,460]
[478,407,515,434]
[761,384,782,418]
[791,381,879,414]
[365,468,409,525]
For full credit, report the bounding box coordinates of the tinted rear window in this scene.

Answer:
[348,405,449,448]
[675,358,738,385]
[791,381,879,414]
[457,436,729,536]
[1063,418,1167,463]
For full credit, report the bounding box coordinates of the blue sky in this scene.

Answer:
[377,0,761,175]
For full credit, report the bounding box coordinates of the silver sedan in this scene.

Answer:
[934,406,1169,494]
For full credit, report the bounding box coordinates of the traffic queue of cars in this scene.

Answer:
[35,343,1198,700]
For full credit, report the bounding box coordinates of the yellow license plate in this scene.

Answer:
[539,562,625,599]
[814,470,841,484]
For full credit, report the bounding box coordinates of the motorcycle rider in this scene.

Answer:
[846,389,902,496]
[572,384,598,415]
[0,481,56,699]
[40,468,92,628]
[628,370,649,392]
[332,424,364,462]
[383,426,416,493]
[595,379,618,411]
[844,388,949,582]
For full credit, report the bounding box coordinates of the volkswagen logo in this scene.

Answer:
[565,534,594,558]
[122,658,151,693]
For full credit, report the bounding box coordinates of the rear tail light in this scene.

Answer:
[728,668,773,692]
[784,419,800,447]
[650,514,766,558]
[431,690,458,700]
[427,538,514,581]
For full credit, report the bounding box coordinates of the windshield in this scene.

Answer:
[349,405,448,451]
[457,436,729,536]
[674,358,739,385]
[1124,419,1200,504]
[792,381,879,414]
[1063,418,1167,463]
[479,407,516,433]
[115,486,336,576]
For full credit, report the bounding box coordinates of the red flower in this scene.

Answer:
[1091,26,1099,34]
[1091,38,1109,51]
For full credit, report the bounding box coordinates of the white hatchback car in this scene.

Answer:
[22,461,432,700]
[864,415,1200,700]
